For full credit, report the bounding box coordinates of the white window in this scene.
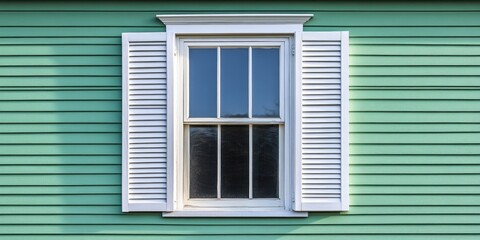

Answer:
[179,37,291,214]
[122,14,349,217]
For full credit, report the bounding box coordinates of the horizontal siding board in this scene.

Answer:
[350,100,480,112]
[350,175,480,185]
[0,237,478,240]
[0,45,121,56]
[0,195,120,205]
[350,186,480,194]
[349,45,480,55]
[0,186,121,194]
[0,27,162,37]
[0,175,120,186]
[350,133,480,144]
[0,156,120,165]
[350,165,480,174]
[3,225,480,234]
[350,56,480,66]
[0,66,120,76]
[0,112,121,123]
[0,101,120,111]
[350,145,480,155]
[350,66,480,76]
[0,90,121,100]
[350,123,480,133]
[0,124,121,133]
[305,26,480,37]
[0,77,121,87]
[350,90,480,100]
[0,165,121,174]
[351,37,480,43]
[1,214,480,225]
[350,76,480,87]
[0,38,121,45]
[0,56,121,66]
[350,112,480,123]
[1,12,480,27]
[0,145,120,155]
[350,155,480,165]
[0,1,479,11]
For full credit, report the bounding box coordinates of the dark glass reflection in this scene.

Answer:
[189,48,217,118]
[221,125,249,198]
[221,48,248,118]
[252,48,280,118]
[253,125,279,198]
[190,126,217,198]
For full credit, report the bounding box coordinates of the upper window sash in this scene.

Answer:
[180,38,288,123]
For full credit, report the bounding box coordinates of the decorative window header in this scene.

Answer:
[156,14,313,25]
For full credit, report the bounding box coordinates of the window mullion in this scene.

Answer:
[217,125,221,199]
[217,47,221,199]
[217,47,221,119]
[248,47,253,200]
[249,124,253,199]
[248,47,252,119]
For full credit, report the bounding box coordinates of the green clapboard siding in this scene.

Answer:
[0,0,479,239]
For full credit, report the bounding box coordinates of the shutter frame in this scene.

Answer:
[294,31,349,212]
[122,32,170,212]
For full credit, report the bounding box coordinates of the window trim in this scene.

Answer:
[180,37,287,209]
[158,14,312,217]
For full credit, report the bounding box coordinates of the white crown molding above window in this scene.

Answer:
[156,14,313,25]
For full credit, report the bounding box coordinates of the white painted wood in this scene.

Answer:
[179,37,289,211]
[159,14,308,217]
[293,31,349,212]
[163,209,307,218]
[157,14,312,25]
[122,32,169,212]
[340,31,350,211]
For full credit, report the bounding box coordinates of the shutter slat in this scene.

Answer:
[130,183,167,189]
[129,51,166,57]
[129,83,167,89]
[130,56,166,62]
[130,163,167,168]
[295,31,349,212]
[129,73,167,80]
[130,188,167,194]
[122,32,169,212]
[130,153,167,158]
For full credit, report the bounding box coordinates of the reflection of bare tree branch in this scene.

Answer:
[258,102,280,117]
[190,126,217,198]
[221,125,249,198]
[253,125,279,198]
[190,125,279,199]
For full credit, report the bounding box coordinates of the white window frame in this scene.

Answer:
[181,37,288,210]
[158,14,312,217]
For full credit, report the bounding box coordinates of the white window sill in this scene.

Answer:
[162,209,308,218]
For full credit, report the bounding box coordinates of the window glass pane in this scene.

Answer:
[221,125,249,198]
[220,48,248,118]
[252,48,280,118]
[189,126,218,198]
[189,48,217,118]
[253,125,279,198]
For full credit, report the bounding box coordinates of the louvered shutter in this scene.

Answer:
[122,33,170,212]
[294,31,349,211]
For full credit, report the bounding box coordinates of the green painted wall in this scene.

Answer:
[1,0,479,239]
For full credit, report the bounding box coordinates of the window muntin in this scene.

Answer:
[181,38,288,208]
